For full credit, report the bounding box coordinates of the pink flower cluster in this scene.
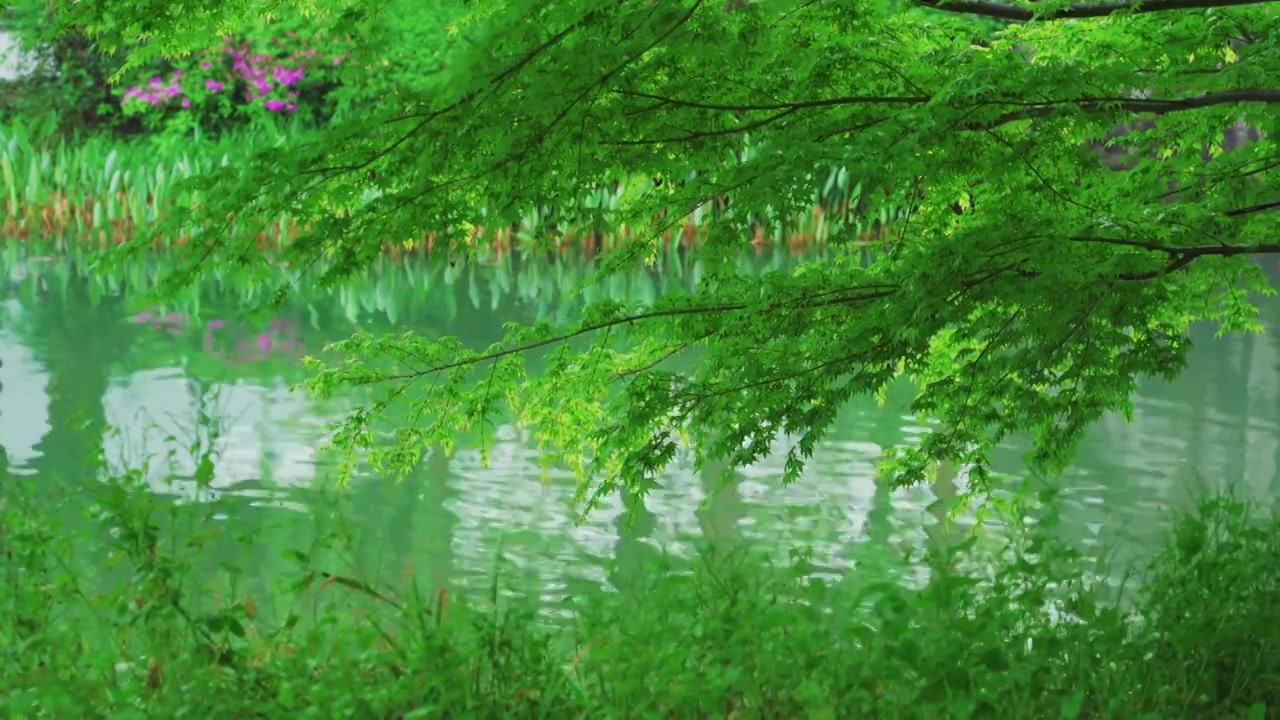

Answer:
[122,71,195,108]
[121,32,347,115]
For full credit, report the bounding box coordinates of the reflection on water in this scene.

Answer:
[0,333,49,474]
[102,370,322,507]
[2,252,1278,605]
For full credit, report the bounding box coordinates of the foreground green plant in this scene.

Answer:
[3,458,1276,718]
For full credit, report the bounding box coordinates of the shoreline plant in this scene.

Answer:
[0,119,895,254]
[2,454,1276,718]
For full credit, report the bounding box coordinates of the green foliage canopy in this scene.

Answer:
[59,0,1280,505]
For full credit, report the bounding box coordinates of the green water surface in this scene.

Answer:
[2,247,1277,611]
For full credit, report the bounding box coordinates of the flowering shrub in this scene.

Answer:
[113,0,464,132]
[118,32,351,133]
[7,0,453,135]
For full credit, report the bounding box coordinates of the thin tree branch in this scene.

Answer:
[914,0,1279,22]
[1068,237,1280,256]
[364,234,1280,387]
[1226,200,1280,217]
[607,89,1280,144]
[971,90,1280,130]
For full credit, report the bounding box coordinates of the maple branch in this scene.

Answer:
[1226,200,1280,217]
[1066,236,1280,277]
[609,89,1280,142]
[914,0,1279,22]
[972,90,1280,130]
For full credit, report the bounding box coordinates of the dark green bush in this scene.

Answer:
[1,1,136,136]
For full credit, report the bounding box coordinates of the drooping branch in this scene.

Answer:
[914,0,1279,22]
[1068,236,1280,255]
[607,89,1280,144]
[972,91,1280,130]
[351,235,1280,391]
[1226,200,1280,218]
[1064,236,1280,277]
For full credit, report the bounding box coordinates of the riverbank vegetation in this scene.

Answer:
[3,0,892,256]
[3,454,1278,718]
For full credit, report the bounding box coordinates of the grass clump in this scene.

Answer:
[2,465,1277,719]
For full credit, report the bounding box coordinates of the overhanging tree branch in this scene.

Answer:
[606,89,1280,144]
[973,90,1280,129]
[914,0,1279,22]
[358,236,1280,388]
[1066,237,1280,277]
[1226,200,1280,217]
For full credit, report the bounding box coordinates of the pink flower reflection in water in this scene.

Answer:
[132,310,307,367]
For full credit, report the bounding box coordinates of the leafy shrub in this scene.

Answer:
[1123,494,1280,715]
[2,2,355,138]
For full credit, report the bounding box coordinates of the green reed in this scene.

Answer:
[1,118,897,255]
[0,119,288,245]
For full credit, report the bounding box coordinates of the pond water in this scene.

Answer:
[2,247,1278,609]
